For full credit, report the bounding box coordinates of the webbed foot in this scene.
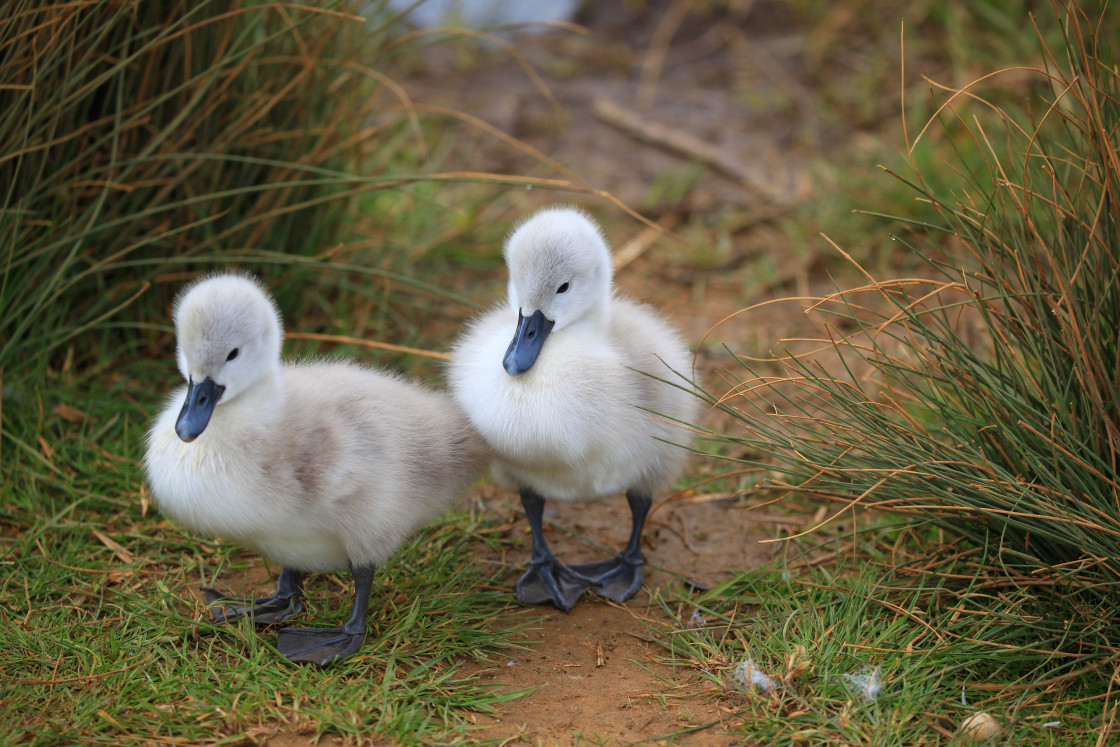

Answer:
[515,560,594,612]
[276,564,374,667]
[570,555,644,603]
[201,567,304,625]
[276,626,365,666]
[201,586,303,625]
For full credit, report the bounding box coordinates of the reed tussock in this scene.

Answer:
[0,1,449,375]
[707,0,1120,653]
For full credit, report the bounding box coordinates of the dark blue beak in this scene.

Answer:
[175,376,225,442]
[503,309,554,376]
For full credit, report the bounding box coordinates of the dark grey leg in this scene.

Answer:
[276,564,374,667]
[514,488,594,612]
[570,490,651,602]
[202,566,304,625]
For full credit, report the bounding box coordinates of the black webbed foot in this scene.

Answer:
[570,489,652,603]
[516,488,595,612]
[515,559,594,612]
[568,490,651,603]
[276,626,365,667]
[201,567,303,625]
[202,587,303,625]
[276,563,375,667]
[570,555,644,603]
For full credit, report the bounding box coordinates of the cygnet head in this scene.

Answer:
[501,207,613,376]
[171,273,283,442]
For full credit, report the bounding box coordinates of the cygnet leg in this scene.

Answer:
[515,488,594,612]
[276,564,374,667]
[202,567,304,625]
[571,490,650,603]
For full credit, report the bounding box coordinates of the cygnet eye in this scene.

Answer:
[226,348,239,362]
[556,282,570,294]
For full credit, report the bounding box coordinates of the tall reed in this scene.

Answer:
[707,1,1120,603]
[0,2,430,376]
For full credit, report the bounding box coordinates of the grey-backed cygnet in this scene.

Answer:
[449,207,699,611]
[144,273,488,665]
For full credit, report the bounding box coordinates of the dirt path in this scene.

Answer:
[461,604,728,745]
[455,488,791,745]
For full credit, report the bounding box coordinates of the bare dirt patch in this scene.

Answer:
[455,491,786,745]
[461,604,729,745]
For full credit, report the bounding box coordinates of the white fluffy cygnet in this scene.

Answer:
[145,273,488,665]
[449,206,699,611]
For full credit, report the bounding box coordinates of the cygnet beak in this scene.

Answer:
[175,376,225,442]
[503,309,554,376]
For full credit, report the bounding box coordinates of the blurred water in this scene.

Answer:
[382,0,579,31]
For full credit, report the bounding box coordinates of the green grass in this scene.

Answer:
[0,373,532,745]
[642,534,1116,745]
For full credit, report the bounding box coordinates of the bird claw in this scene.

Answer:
[201,586,302,625]
[515,560,594,612]
[570,555,644,603]
[276,626,366,667]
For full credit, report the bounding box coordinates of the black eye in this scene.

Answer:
[226,348,239,362]
[557,282,570,294]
